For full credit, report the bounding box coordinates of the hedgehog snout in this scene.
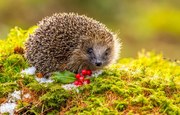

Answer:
[90,58,103,67]
[95,61,102,66]
[89,53,105,67]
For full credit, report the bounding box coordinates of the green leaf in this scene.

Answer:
[52,71,76,84]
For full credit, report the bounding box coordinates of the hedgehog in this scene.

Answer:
[25,13,121,77]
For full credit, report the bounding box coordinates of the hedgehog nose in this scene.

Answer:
[95,61,102,66]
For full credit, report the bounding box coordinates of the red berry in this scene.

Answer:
[79,76,85,82]
[74,80,79,85]
[81,69,87,76]
[83,79,90,84]
[78,81,83,86]
[74,80,83,86]
[86,70,92,76]
[75,74,81,79]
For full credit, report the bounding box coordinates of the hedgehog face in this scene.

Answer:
[76,34,115,70]
[86,44,112,68]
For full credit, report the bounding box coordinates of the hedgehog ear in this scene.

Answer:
[80,35,91,41]
[80,35,91,46]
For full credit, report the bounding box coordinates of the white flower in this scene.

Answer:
[35,77,54,83]
[61,83,79,93]
[21,67,36,75]
[0,103,17,115]
[92,70,103,77]
[62,83,77,90]
[23,93,31,99]
[8,90,21,103]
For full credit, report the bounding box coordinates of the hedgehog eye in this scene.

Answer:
[105,48,110,56]
[87,48,93,54]
[105,52,108,56]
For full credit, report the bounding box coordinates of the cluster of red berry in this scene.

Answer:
[74,69,92,86]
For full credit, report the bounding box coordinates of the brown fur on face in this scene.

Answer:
[25,13,121,77]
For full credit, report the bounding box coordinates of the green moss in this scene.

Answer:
[0,27,179,114]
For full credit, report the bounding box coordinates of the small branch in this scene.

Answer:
[41,107,53,115]
[14,103,32,114]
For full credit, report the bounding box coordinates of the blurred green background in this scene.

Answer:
[0,0,180,59]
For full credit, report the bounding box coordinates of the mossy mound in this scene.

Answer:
[0,27,179,114]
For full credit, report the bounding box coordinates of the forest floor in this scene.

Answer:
[0,27,179,115]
